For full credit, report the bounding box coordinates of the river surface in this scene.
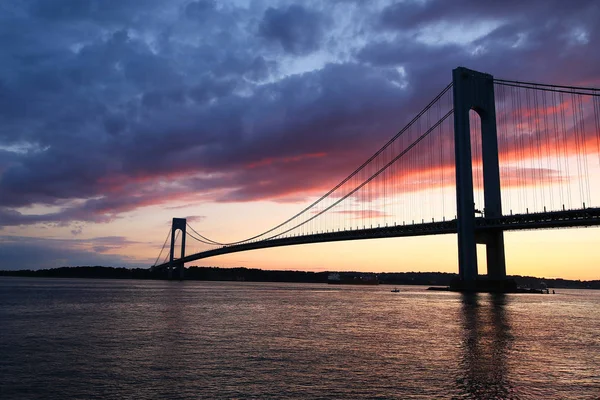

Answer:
[0,277,599,399]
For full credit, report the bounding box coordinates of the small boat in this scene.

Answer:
[391,287,400,293]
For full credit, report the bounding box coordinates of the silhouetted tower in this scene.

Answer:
[453,67,506,286]
[169,217,187,279]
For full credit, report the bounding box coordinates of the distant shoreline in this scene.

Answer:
[1,266,598,289]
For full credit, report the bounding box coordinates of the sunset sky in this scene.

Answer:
[1,0,600,279]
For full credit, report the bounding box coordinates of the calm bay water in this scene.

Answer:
[0,277,599,399]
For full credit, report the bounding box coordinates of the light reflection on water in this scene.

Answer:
[0,278,598,399]
[457,294,516,399]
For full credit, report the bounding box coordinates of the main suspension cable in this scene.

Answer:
[187,82,454,246]
[186,223,223,245]
[255,109,455,242]
[494,78,600,97]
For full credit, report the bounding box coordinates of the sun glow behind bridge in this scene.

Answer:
[153,69,600,281]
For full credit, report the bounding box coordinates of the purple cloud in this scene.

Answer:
[0,0,598,231]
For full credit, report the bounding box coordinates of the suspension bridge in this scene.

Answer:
[151,67,600,290]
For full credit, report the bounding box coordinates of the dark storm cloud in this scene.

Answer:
[259,5,326,55]
[184,0,216,19]
[1,57,412,224]
[0,0,599,228]
[30,0,167,26]
[362,0,600,88]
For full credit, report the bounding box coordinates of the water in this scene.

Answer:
[1,278,599,399]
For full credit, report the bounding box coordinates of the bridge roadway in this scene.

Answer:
[152,207,600,270]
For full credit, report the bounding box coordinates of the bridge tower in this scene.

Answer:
[453,67,506,288]
[169,217,187,279]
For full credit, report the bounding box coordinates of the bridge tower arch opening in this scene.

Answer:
[453,67,507,288]
[169,217,187,279]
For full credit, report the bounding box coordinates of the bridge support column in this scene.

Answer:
[169,218,187,280]
[453,67,507,288]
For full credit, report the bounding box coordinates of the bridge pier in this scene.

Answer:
[168,218,187,280]
[167,263,185,280]
[481,231,506,281]
[453,67,508,291]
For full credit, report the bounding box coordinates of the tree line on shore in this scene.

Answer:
[1,266,599,289]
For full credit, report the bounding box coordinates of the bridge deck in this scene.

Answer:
[153,207,600,270]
